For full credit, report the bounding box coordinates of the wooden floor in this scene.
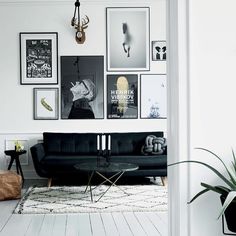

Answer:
[0,179,168,236]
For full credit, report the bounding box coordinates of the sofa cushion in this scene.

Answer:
[110,132,164,155]
[43,132,98,155]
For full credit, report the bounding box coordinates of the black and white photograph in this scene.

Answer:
[33,88,59,120]
[152,40,166,61]
[106,7,150,71]
[20,32,58,84]
[61,56,104,119]
[141,74,167,119]
[107,74,138,119]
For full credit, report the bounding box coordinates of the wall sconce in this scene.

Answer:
[71,0,89,44]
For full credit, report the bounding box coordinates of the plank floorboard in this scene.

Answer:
[52,215,67,236]
[65,214,80,236]
[135,212,161,236]
[146,212,168,236]
[0,214,32,236]
[25,214,45,236]
[112,212,133,236]
[38,214,55,236]
[77,213,92,236]
[123,212,147,236]
[101,213,119,236]
[90,213,106,236]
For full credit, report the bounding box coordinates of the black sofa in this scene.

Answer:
[30,132,167,184]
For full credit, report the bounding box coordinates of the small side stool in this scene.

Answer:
[0,170,22,200]
[5,150,26,182]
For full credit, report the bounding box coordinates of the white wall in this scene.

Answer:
[188,0,236,235]
[0,0,166,177]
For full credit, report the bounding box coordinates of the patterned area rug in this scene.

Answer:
[14,185,168,214]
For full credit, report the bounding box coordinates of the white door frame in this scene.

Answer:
[167,0,191,235]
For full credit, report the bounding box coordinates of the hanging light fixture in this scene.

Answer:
[71,0,89,44]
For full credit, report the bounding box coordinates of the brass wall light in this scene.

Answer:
[71,0,89,44]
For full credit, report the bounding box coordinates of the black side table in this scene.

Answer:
[4,150,26,181]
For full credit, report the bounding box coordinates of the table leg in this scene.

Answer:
[15,157,24,181]
[95,171,126,202]
[84,171,95,202]
[7,157,14,170]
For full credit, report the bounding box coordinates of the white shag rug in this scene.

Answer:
[14,185,168,214]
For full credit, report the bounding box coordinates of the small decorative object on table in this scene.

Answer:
[15,140,24,152]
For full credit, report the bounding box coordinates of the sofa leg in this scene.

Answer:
[48,178,52,187]
[161,176,167,186]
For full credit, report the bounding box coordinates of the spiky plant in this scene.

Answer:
[168,147,236,219]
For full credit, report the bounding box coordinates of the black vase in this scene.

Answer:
[220,195,236,232]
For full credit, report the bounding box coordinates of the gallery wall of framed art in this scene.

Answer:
[0,0,167,135]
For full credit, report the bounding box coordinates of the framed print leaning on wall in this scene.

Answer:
[107,74,138,119]
[20,32,58,84]
[140,74,167,119]
[33,88,59,120]
[106,7,150,71]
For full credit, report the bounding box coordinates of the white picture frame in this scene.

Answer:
[152,40,167,61]
[106,7,150,71]
[140,74,167,119]
[34,88,59,120]
[20,32,58,85]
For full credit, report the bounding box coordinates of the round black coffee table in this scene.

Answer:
[74,162,139,202]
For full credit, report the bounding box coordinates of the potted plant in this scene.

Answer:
[169,147,236,232]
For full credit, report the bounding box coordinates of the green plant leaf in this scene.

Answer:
[232,149,236,172]
[201,183,229,195]
[168,160,236,189]
[188,188,210,204]
[218,191,236,219]
[195,148,236,186]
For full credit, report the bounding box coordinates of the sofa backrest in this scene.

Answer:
[109,132,164,155]
[43,132,98,155]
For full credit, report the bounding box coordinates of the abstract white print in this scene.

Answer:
[141,74,167,119]
[106,7,150,71]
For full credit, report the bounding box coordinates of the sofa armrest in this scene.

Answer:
[30,143,46,163]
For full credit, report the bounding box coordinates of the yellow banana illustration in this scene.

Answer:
[41,98,53,111]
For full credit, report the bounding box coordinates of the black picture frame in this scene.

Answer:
[152,40,167,61]
[60,56,104,119]
[140,74,167,119]
[33,88,59,120]
[107,74,138,119]
[20,32,58,85]
[106,7,150,71]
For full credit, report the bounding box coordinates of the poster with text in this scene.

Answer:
[107,74,138,119]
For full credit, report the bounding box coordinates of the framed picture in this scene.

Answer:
[152,41,166,61]
[107,74,138,119]
[140,74,167,119]
[61,56,104,119]
[20,32,58,84]
[33,88,59,120]
[106,7,150,71]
